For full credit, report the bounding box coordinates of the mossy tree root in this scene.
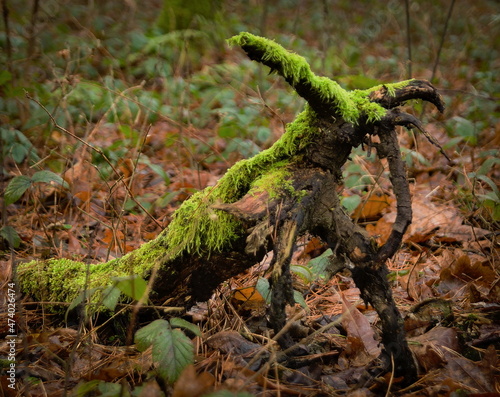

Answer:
[17,32,448,387]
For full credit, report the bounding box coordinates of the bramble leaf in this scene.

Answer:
[31,170,69,188]
[113,275,148,302]
[155,328,194,384]
[170,317,202,337]
[135,319,195,384]
[4,175,31,205]
[0,225,21,248]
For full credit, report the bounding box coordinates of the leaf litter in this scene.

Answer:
[1,2,499,395]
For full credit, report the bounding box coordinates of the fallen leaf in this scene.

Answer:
[341,292,380,357]
[410,326,460,371]
[172,365,215,397]
[352,190,392,220]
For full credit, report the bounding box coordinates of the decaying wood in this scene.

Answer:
[18,33,449,386]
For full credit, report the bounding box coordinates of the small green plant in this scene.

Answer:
[66,274,149,320]
[307,248,335,280]
[1,127,40,165]
[454,158,500,224]
[4,170,68,205]
[255,276,308,310]
[2,170,69,249]
[0,225,21,249]
[134,318,201,384]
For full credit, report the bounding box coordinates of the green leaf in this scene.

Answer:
[0,225,21,248]
[155,191,179,208]
[256,126,271,143]
[450,116,477,145]
[341,194,361,213]
[169,317,201,337]
[308,248,333,280]
[293,290,309,310]
[0,70,12,86]
[290,264,313,283]
[140,157,170,184]
[155,328,194,383]
[113,275,148,302]
[476,157,500,177]
[72,380,101,395]
[101,285,122,311]
[135,319,194,384]
[442,136,463,149]
[98,381,129,397]
[255,277,271,304]
[476,174,500,197]
[11,142,29,163]
[31,170,69,188]
[4,175,31,205]
[135,319,168,352]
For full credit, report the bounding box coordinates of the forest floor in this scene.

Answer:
[0,1,499,396]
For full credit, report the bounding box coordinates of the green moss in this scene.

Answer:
[163,106,319,258]
[17,236,171,306]
[228,32,414,124]
[250,160,292,199]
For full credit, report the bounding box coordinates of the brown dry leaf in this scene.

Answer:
[365,216,392,244]
[341,336,379,368]
[0,260,12,285]
[137,380,164,397]
[0,376,18,397]
[206,330,261,357]
[172,364,215,397]
[221,360,304,395]
[442,350,498,393]
[63,158,97,196]
[67,230,84,255]
[438,252,498,302]
[410,326,460,372]
[170,168,219,201]
[298,236,328,260]
[340,292,380,357]
[102,229,125,251]
[231,286,265,311]
[369,192,490,246]
[352,190,392,220]
[448,254,496,283]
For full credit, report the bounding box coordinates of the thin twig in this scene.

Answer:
[431,0,456,82]
[25,92,162,228]
[27,0,40,59]
[404,0,412,79]
[420,0,456,118]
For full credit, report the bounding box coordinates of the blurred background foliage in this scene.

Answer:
[1,0,499,231]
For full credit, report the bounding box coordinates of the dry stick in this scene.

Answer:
[27,0,40,59]
[420,0,456,117]
[25,92,162,228]
[385,353,396,397]
[431,0,456,83]
[404,0,412,79]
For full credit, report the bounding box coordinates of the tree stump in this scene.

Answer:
[18,32,448,385]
